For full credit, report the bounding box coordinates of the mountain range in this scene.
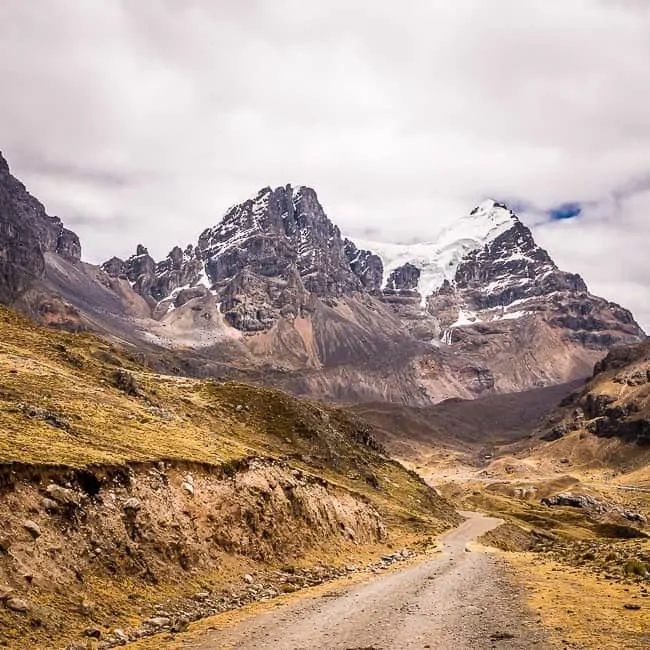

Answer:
[0,151,644,405]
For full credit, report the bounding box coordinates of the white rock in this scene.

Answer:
[113,628,128,642]
[123,497,141,511]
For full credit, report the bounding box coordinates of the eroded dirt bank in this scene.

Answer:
[192,512,547,650]
[0,458,454,649]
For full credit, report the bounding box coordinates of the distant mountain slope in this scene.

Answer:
[351,379,585,464]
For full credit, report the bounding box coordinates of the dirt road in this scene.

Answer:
[196,511,548,649]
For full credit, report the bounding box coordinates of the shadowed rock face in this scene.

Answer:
[344,239,384,295]
[195,185,369,331]
[101,244,203,306]
[0,152,81,302]
[386,263,421,292]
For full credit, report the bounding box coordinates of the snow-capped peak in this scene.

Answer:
[354,201,518,302]
[436,199,517,248]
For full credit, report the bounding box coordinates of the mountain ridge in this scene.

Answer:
[0,150,644,406]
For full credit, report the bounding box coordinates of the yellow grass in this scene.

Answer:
[509,552,650,649]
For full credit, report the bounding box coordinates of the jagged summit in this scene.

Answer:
[454,199,519,242]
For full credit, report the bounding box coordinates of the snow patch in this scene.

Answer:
[450,309,482,328]
[356,200,517,303]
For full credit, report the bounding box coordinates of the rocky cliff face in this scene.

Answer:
[195,185,368,331]
[0,152,81,303]
[102,243,204,307]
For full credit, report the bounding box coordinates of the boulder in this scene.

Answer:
[46,483,80,507]
[4,596,30,613]
[123,497,142,511]
[23,520,41,539]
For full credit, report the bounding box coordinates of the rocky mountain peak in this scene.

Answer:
[191,183,371,330]
[101,241,204,306]
[102,183,372,331]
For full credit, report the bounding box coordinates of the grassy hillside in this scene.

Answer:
[0,306,456,524]
[0,306,460,649]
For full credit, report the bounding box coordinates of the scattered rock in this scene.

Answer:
[181,481,194,496]
[46,483,80,507]
[146,616,171,628]
[0,586,15,601]
[193,591,210,601]
[171,616,190,633]
[624,603,641,610]
[41,497,59,512]
[4,596,30,613]
[243,574,254,584]
[83,627,102,639]
[113,628,129,643]
[123,497,141,511]
[23,519,41,539]
[113,369,139,396]
[0,537,11,552]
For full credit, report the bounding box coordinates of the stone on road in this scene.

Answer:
[197,511,548,649]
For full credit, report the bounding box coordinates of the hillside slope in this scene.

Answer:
[525,339,650,478]
[0,306,457,649]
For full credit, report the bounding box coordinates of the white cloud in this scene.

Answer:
[0,0,648,328]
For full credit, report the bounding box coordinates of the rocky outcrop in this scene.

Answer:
[101,244,204,306]
[537,339,650,445]
[541,492,646,524]
[386,262,421,292]
[0,151,81,303]
[344,239,384,295]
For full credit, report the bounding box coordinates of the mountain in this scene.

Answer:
[358,200,639,347]
[0,150,644,405]
[0,153,80,304]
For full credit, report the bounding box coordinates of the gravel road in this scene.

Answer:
[197,511,548,649]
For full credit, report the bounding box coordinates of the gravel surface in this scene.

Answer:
[198,511,549,649]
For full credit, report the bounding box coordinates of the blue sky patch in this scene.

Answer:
[548,202,582,220]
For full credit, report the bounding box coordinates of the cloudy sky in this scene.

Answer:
[1,0,649,328]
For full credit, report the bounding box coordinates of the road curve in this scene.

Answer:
[197,511,547,650]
